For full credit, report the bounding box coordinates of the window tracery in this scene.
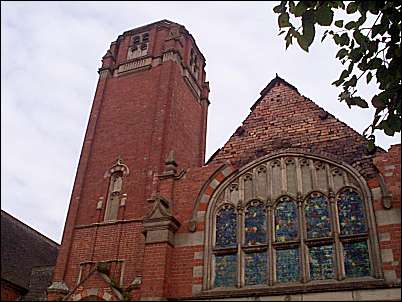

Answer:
[204,153,381,291]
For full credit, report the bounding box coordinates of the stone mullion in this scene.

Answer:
[237,205,244,288]
[267,204,274,286]
[297,195,307,283]
[329,190,344,280]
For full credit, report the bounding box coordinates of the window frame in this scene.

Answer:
[203,152,383,294]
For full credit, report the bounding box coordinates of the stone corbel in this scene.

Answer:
[143,195,180,246]
[48,281,69,297]
[378,173,393,209]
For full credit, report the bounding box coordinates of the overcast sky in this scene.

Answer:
[1,1,400,243]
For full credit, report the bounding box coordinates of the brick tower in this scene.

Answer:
[48,20,210,301]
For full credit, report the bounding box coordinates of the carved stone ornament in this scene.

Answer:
[47,281,69,294]
[143,195,180,245]
[104,156,130,179]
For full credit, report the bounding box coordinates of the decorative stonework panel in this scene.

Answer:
[256,165,267,199]
[300,159,313,193]
[286,158,297,196]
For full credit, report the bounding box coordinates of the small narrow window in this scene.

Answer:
[104,171,123,221]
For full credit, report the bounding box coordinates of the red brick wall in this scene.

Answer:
[1,280,24,301]
[373,144,401,281]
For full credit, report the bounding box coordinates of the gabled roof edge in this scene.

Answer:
[250,74,299,111]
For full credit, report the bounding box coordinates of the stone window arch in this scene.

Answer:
[203,152,382,292]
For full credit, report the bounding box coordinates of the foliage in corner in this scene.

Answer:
[274,1,401,151]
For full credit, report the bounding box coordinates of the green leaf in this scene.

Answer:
[346,2,358,14]
[334,20,344,28]
[336,48,348,59]
[339,33,350,46]
[353,30,367,46]
[368,57,382,69]
[273,5,284,13]
[388,114,401,131]
[316,5,334,26]
[278,12,290,28]
[289,1,296,14]
[345,21,357,30]
[332,69,350,86]
[371,24,384,38]
[371,95,386,109]
[299,10,316,52]
[352,96,369,108]
[366,71,373,84]
[344,75,357,87]
[294,1,307,17]
[297,34,309,52]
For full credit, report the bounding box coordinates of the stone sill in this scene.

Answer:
[183,278,392,300]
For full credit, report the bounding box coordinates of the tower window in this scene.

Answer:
[128,32,150,60]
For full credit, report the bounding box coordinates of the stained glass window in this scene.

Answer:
[245,201,267,245]
[309,245,335,280]
[210,156,376,290]
[344,241,371,277]
[337,189,367,235]
[216,205,237,248]
[245,252,267,285]
[215,254,237,287]
[305,194,331,238]
[276,248,300,283]
[275,197,298,242]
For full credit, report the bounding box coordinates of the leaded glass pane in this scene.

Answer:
[337,190,367,235]
[216,205,237,248]
[305,194,331,238]
[275,197,298,242]
[276,248,300,283]
[214,254,237,287]
[309,245,335,280]
[344,241,371,278]
[245,201,267,245]
[245,252,267,285]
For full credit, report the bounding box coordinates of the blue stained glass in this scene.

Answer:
[216,205,237,248]
[305,194,331,238]
[275,197,298,242]
[214,254,237,287]
[245,201,267,245]
[245,252,267,285]
[309,245,335,280]
[344,241,371,278]
[337,190,367,235]
[276,248,300,283]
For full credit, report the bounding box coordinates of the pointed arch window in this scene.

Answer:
[205,154,381,292]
